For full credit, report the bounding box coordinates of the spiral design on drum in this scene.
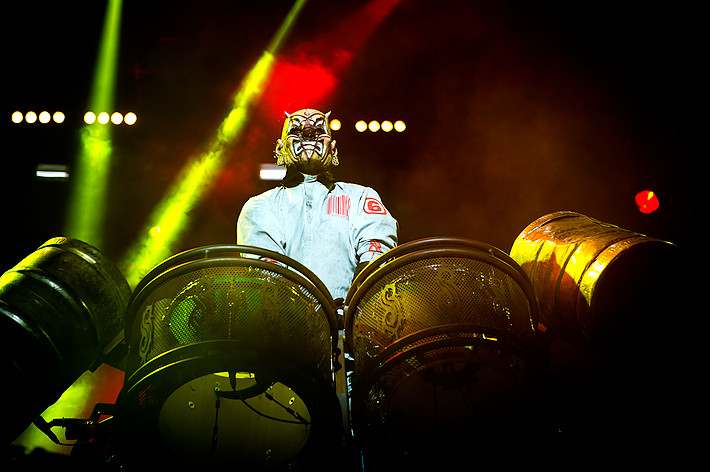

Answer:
[344,237,545,466]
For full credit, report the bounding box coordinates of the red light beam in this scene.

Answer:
[260,0,404,116]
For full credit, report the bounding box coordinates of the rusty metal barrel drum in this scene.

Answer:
[115,245,342,469]
[0,237,130,444]
[508,212,686,446]
[510,211,681,346]
[345,237,544,464]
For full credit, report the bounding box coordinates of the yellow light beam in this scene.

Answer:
[120,0,307,288]
[64,0,123,249]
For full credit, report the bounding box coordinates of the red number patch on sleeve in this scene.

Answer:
[364,197,387,215]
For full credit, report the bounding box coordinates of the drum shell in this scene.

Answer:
[0,237,130,443]
[510,211,680,345]
[122,257,336,381]
[345,238,543,463]
[347,251,538,371]
[116,246,341,468]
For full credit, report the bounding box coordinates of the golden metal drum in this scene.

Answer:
[510,211,680,346]
[345,237,543,465]
[116,245,341,469]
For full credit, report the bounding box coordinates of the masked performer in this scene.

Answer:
[236,108,398,302]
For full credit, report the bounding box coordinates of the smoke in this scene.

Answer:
[378,3,647,251]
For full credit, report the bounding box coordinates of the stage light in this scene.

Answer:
[330,118,341,131]
[11,110,67,124]
[83,111,135,125]
[635,190,659,214]
[354,118,406,132]
[124,111,137,125]
[36,164,70,180]
[260,163,287,180]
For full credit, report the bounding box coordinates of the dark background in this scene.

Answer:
[1,0,700,466]
[3,0,696,273]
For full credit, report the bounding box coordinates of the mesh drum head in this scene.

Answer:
[117,246,341,468]
[345,239,542,459]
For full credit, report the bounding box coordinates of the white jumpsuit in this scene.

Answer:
[236,172,398,301]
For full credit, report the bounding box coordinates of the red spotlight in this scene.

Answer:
[635,190,660,214]
[260,0,404,116]
[262,58,337,115]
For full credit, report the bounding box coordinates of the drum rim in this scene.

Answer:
[129,245,334,310]
[346,237,522,306]
[125,255,338,350]
[349,329,540,444]
[344,246,539,350]
[350,323,534,397]
[115,339,343,467]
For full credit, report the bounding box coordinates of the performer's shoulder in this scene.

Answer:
[334,181,376,195]
[242,186,282,210]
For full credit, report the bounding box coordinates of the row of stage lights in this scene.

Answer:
[11,111,66,124]
[84,111,137,125]
[11,111,138,125]
[12,110,659,215]
[329,118,406,133]
[11,113,403,131]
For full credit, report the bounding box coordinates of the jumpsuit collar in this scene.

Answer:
[281,166,335,191]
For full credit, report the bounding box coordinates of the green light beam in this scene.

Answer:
[120,0,307,288]
[64,0,123,249]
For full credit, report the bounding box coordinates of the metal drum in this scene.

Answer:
[345,237,543,465]
[509,211,681,346]
[0,237,130,444]
[115,245,341,469]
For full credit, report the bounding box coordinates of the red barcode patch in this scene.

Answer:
[327,195,351,218]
